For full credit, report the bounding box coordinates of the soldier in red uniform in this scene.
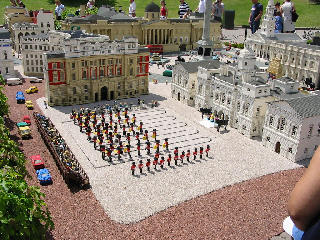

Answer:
[153,157,158,170]
[139,121,143,134]
[137,142,141,156]
[131,162,136,175]
[146,159,151,171]
[132,114,136,126]
[174,154,179,165]
[115,146,120,161]
[130,123,135,135]
[122,125,126,137]
[101,144,106,160]
[126,144,131,159]
[193,148,198,160]
[155,140,160,153]
[126,133,131,145]
[186,150,191,162]
[199,147,203,159]
[164,138,169,151]
[205,145,210,157]
[135,132,140,141]
[155,151,160,160]
[174,147,178,157]
[145,140,151,155]
[107,148,112,162]
[160,156,165,169]
[167,154,172,166]
[138,160,143,174]
[180,151,185,164]
[92,135,97,149]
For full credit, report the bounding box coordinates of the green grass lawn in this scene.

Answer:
[1,0,320,27]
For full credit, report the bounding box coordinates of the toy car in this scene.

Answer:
[18,126,31,139]
[16,91,25,103]
[36,168,52,185]
[25,86,39,94]
[30,155,45,170]
[25,100,34,110]
[17,121,28,128]
[163,70,172,77]
[22,115,31,125]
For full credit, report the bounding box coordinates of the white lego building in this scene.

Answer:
[0,29,15,79]
[247,0,320,89]
[11,10,54,53]
[263,94,320,162]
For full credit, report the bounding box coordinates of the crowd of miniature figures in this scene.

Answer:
[70,101,211,176]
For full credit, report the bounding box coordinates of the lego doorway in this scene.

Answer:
[101,86,108,101]
[177,92,180,101]
[95,92,98,102]
[110,91,115,100]
[179,44,186,52]
[275,141,281,154]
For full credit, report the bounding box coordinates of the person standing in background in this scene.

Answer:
[212,0,224,22]
[160,0,168,19]
[129,0,136,17]
[195,0,206,13]
[281,0,295,33]
[248,0,263,34]
[55,0,65,20]
[178,0,190,19]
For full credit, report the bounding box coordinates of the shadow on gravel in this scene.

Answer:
[4,117,16,131]
[50,93,167,114]
[67,182,91,194]
[46,230,55,240]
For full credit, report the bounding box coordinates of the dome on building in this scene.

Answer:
[145,2,160,12]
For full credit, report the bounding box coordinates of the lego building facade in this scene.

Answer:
[43,31,149,106]
[247,0,320,89]
[0,29,15,79]
[61,3,221,53]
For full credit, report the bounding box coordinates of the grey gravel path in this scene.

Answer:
[36,82,301,224]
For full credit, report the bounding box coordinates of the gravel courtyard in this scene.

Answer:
[37,82,300,224]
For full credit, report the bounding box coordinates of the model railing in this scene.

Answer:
[33,112,89,188]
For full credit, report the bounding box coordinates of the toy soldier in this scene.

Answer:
[152,129,157,141]
[104,124,109,135]
[144,130,149,141]
[153,157,158,170]
[155,151,160,160]
[146,159,151,172]
[86,127,92,141]
[132,114,136,126]
[174,154,178,165]
[110,143,114,152]
[174,147,178,157]
[138,98,141,106]
[205,145,210,157]
[117,115,121,124]
[122,125,126,137]
[186,150,191,162]
[145,140,151,155]
[138,160,144,174]
[131,162,136,175]
[79,122,83,132]
[193,148,198,160]
[199,147,203,159]
[126,115,130,127]
[124,107,128,117]
[164,138,169,151]
[167,154,172,166]
[160,156,165,169]
[135,132,140,141]
[139,121,143,134]
[117,146,121,161]
[107,148,112,162]
[137,142,141,156]
[126,133,131,145]
[100,144,106,160]
[126,144,131,159]
[180,151,185,164]
[130,123,135,135]
[156,140,160,153]
[92,136,97,149]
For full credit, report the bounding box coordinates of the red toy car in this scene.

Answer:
[30,155,45,170]
[22,115,31,125]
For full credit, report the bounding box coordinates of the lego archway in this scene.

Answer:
[101,86,108,101]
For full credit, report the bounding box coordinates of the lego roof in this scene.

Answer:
[97,6,118,18]
[0,29,10,39]
[285,95,320,118]
[145,2,160,12]
[179,60,220,73]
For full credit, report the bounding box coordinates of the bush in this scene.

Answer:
[0,167,54,240]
